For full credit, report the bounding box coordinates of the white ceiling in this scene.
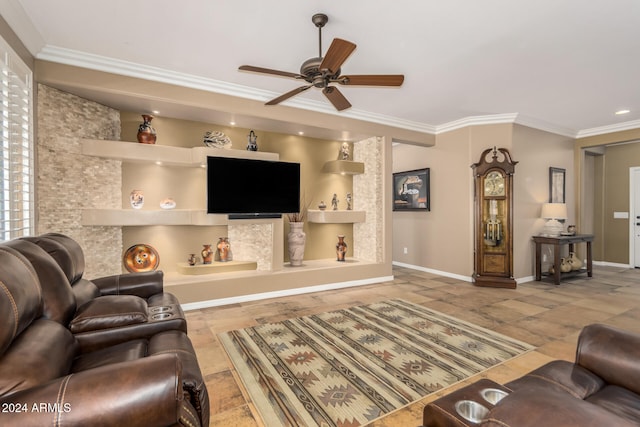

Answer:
[2,0,639,138]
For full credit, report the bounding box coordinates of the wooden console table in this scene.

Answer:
[533,234,594,285]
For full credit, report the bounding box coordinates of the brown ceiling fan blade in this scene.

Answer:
[319,38,357,75]
[323,86,352,111]
[339,74,405,86]
[265,85,312,105]
[239,65,303,79]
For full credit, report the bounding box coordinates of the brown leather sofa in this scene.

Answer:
[0,235,209,427]
[423,323,640,427]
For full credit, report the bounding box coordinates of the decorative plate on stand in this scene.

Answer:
[123,244,160,273]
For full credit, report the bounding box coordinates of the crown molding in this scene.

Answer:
[36,45,436,135]
[36,45,639,140]
[576,119,640,139]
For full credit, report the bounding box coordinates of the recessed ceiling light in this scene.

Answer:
[230,121,236,126]
[152,110,160,115]
[298,131,304,135]
[615,109,630,115]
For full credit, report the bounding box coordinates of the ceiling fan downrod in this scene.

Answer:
[312,13,328,59]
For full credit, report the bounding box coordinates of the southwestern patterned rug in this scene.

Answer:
[219,299,532,427]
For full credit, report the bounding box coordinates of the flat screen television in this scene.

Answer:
[207,156,300,219]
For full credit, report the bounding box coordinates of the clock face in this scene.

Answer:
[484,171,505,196]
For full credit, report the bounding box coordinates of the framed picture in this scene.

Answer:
[549,167,566,203]
[393,168,430,211]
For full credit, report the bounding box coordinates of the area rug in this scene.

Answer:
[219,298,532,427]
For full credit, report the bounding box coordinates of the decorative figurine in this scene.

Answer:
[338,142,350,160]
[331,193,339,210]
[246,130,258,151]
[346,193,352,210]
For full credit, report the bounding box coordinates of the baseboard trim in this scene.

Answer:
[181,275,394,311]
[392,261,537,285]
[392,261,473,282]
[593,261,633,268]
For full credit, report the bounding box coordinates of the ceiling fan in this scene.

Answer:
[239,13,404,111]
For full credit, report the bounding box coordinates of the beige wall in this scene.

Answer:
[392,123,575,281]
[576,129,640,265]
[601,143,640,263]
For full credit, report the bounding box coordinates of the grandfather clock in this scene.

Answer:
[471,147,517,288]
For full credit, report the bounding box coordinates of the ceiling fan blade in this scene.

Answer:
[265,85,312,105]
[339,74,405,86]
[319,38,357,75]
[239,65,303,79]
[323,86,352,111]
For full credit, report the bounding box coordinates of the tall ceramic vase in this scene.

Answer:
[288,222,306,266]
[336,235,347,262]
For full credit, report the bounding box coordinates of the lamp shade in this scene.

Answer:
[541,203,567,220]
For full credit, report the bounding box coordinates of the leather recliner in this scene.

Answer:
[423,323,640,427]
[0,244,209,426]
[19,233,187,352]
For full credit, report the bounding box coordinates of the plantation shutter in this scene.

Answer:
[0,35,34,241]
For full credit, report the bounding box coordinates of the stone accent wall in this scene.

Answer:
[353,136,384,262]
[228,223,273,271]
[37,84,122,278]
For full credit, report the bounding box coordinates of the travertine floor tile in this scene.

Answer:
[186,265,640,427]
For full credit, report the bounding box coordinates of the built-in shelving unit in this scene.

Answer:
[322,160,365,175]
[307,209,366,223]
[176,260,258,275]
[81,209,228,226]
[81,139,278,166]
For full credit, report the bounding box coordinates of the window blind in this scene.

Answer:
[0,36,33,241]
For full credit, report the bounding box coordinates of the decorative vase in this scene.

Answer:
[288,222,306,266]
[568,251,582,271]
[246,130,258,151]
[137,114,157,144]
[187,254,197,266]
[336,235,347,262]
[560,257,572,273]
[318,201,327,211]
[201,244,213,264]
[217,237,230,262]
[129,190,144,209]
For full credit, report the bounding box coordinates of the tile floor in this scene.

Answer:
[184,265,640,426]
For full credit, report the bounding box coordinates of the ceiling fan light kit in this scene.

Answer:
[239,13,404,111]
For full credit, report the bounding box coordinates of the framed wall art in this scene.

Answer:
[392,168,430,211]
[549,167,566,203]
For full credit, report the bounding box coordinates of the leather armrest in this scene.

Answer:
[0,354,192,427]
[91,270,164,298]
[576,323,640,395]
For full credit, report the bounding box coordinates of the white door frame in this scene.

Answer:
[630,167,640,267]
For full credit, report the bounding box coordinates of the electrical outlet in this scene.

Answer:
[403,247,408,254]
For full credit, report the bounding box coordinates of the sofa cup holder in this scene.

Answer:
[150,306,173,313]
[455,400,489,424]
[151,312,173,320]
[480,388,509,405]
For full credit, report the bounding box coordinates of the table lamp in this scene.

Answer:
[541,203,567,236]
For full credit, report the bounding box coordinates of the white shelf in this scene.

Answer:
[81,139,278,166]
[307,210,366,223]
[81,209,228,226]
